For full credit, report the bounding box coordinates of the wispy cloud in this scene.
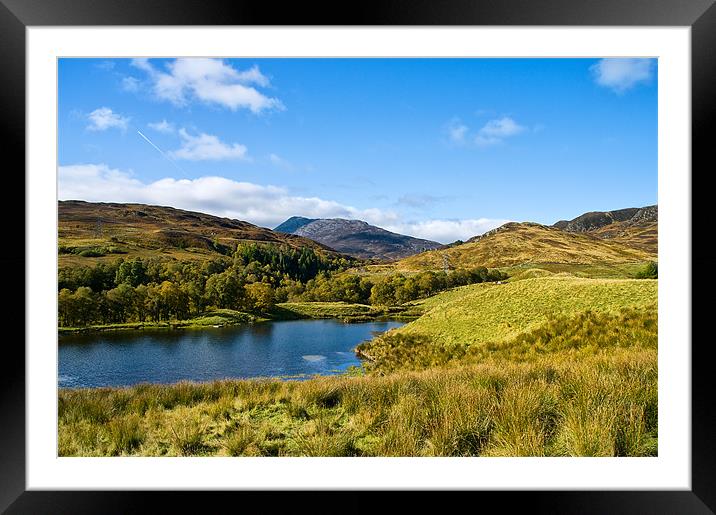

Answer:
[58,164,508,243]
[147,119,175,134]
[446,116,528,148]
[446,118,469,144]
[86,107,129,131]
[168,129,249,161]
[121,76,140,93]
[395,194,448,209]
[590,58,655,93]
[269,153,294,171]
[474,117,525,146]
[130,58,284,113]
[385,218,510,243]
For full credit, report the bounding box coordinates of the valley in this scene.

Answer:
[58,200,658,457]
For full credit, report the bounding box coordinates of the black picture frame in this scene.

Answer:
[2,0,713,512]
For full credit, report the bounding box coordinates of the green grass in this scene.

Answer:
[273,302,417,322]
[58,274,658,457]
[358,306,656,374]
[502,262,651,280]
[181,309,257,327]
[396,276,656,347]
[59,349,657,457]
[59,309,257,334]
[276,302,375,318]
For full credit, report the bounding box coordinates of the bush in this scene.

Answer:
[635,261,657,279]
[78,248,105,258]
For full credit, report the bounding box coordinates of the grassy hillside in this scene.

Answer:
[501,262,651,280]
[59,200,342,268]
[58,276,658,457]
[387,276,656,348]
[59,306,657,457]
[57,216,659,457]
[395,222,655,271]
[553,205,657,254]
[591,221,658,254]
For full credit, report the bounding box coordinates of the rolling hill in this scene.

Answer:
[394,222,655,271]
[274,217,442,261]
[393,275,657,347]
[554,205,657,253]
[58,201,347,268]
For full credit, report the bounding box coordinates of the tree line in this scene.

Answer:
[58,242,507,327]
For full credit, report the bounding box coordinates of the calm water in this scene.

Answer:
[58,319,403,388]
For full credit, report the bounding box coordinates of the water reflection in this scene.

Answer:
[58,319,403,388]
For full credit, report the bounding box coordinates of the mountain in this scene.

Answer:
[58,201,345,268]
[554,205,657,253]
[554,205,656,232]
[274,217,442,261]
[395,222,655,271]
[274,216,316,234]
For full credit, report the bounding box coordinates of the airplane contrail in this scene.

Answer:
[136,129,188,175]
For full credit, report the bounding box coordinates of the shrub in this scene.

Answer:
[635,261,657,279]
[78,249,104,258]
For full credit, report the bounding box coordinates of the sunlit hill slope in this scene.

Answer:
[58,201,347,268]
[395,222,655,271]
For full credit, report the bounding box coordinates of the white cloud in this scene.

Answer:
[446,116,527,148]
[446,118,469,144]
[129,58,150,72]
[58,164,145,200]
[131,58,283,113]
[121,76,140,93]
[58,165,506,242]
[58,164,394,229]
[475,117,525,146]
[168,129,249,161]
[385,218,510,243]
[86,107,129,131]
[269,153,294,170]
[147,119,175,134]
[591,58,655,93]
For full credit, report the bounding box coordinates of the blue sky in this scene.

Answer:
[58,57,657,243]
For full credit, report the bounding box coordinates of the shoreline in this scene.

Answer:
[58,303,420,336]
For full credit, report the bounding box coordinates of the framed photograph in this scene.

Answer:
[3,0,714,512]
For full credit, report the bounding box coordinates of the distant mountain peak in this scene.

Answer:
[274,216,317,234]
[273,216,441,261]
[554,205,657,233]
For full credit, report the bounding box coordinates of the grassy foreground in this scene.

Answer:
[59,303,657,457]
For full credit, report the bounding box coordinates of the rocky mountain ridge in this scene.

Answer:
[274,217,442,261]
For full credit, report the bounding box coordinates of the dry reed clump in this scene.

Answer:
[59,351,657,457]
